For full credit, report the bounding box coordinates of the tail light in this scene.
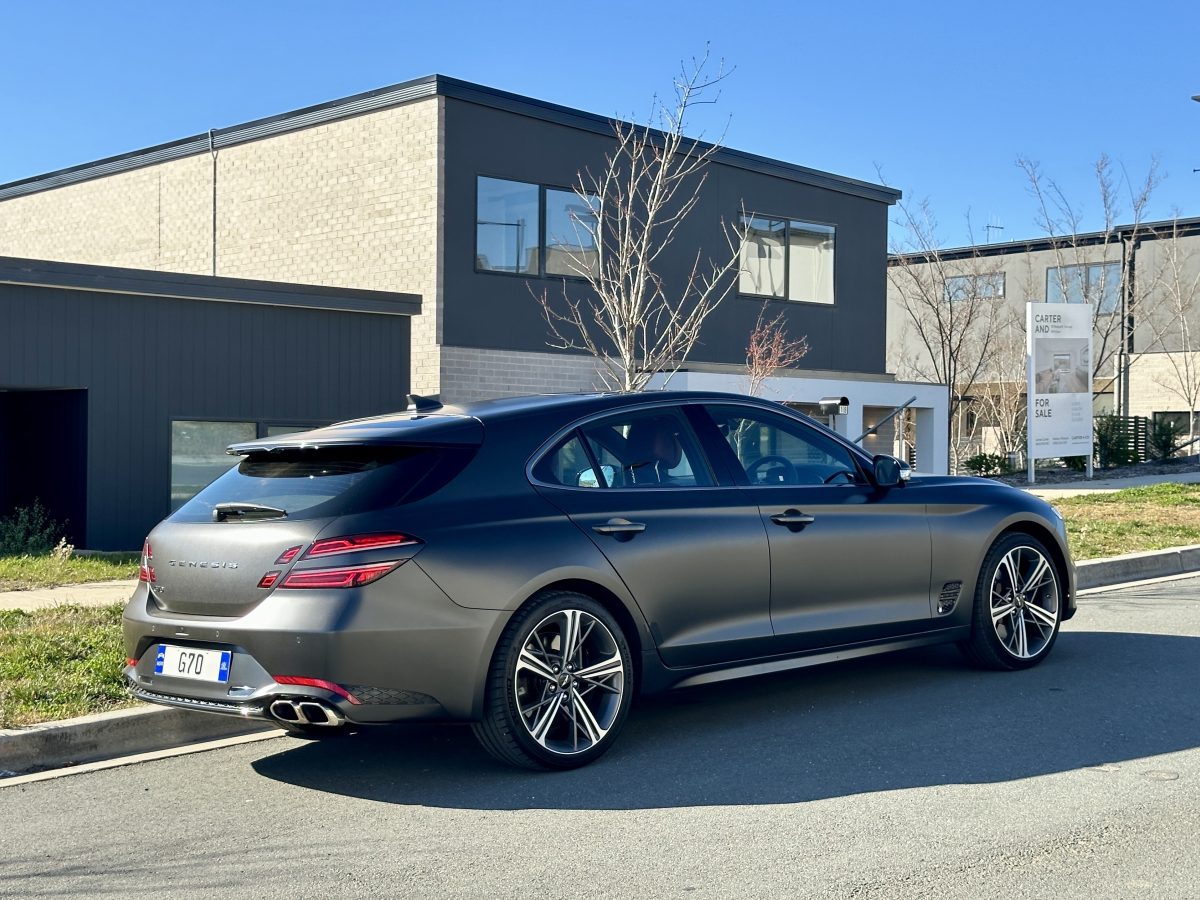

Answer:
[138,540,155,584]
[280,561,400,590]
[303,533,419,558]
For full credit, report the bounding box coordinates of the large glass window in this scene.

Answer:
[704,405,860,486]
[945,272,1006,302]
[545,188,600,278]
[1046,262,1120,314]
[476,177,540,274]
[476,177,600,279]
[740,216,835,304]
[170,421,256,512]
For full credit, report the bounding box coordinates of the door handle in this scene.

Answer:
[592,518,647,536]
[770,510,816,527]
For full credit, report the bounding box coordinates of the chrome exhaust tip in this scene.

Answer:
[270,698,346,727]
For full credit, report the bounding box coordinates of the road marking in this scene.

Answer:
[0,729,286,787]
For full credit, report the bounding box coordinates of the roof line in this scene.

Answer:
[0,255,421,317]
[0,74,900,206]
[890,215,1200,264]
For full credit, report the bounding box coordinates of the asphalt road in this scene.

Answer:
[2,578,1199,899]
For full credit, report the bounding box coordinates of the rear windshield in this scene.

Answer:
[170,445,475,523]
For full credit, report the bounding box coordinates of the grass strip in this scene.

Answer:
[0,603,134,728]
[1055,482,1200,560]
[0,554,138,592]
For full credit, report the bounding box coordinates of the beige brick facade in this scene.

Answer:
[0,97,444,394]
[1128,350,1200,421]
[440,345,605,402]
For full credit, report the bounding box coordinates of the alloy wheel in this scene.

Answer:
[989,545,1060,659]
[513,608,625,755]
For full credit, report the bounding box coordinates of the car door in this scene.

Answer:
[692,403,933,653]
[530,404,773,668]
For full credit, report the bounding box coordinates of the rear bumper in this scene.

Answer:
[122,560,509,724]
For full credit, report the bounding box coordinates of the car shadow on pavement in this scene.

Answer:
[251,630,1200,810]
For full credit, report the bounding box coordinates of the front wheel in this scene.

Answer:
[962,533,1062,670]
[472,592,633,770]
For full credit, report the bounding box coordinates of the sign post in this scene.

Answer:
[1026,303,1093,484]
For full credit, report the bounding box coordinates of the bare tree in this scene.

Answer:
[745,302,809,396]
[887,198,1005,470]
[971,308,1028,458]
[1142,216,1200,443]
[1017,154,1161,402]
[538,49,746,392]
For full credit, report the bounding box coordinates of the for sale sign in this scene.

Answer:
[1026,303,1093,460]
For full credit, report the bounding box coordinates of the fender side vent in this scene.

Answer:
[938,581,963,615]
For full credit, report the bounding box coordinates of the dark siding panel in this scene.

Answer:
[441,98,889,376]
[0,285,411,550]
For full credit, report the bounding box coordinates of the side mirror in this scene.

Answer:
[872,454,909,488]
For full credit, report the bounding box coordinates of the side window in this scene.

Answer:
[532,433,603,488]
[705,405,860,486]
[579,409,712,488]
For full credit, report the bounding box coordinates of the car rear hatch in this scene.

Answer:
[144,412,483,618]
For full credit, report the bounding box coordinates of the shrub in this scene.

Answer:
[1062,455,1088,471]
[1094,415,1139,469]
[1149,419,1185,461]
[0,500,66,557]
[963,453,1009,477]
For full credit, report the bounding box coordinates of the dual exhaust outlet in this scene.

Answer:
[269,698,345,727]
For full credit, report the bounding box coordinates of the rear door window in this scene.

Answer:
[580,409,713,488]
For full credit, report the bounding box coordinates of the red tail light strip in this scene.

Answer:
[303,533,419,558]
[275,546,303,565]
[139,539,156,583]
[280,561,400,590]
[274,676,361,704]
[258,571,282,589]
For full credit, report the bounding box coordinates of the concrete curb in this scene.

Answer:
[0,704,279,778]
[1076,544,1200,590]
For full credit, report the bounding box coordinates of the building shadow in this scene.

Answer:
[251,630,1200,810]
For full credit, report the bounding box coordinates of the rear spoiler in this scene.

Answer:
[227,414,485,455]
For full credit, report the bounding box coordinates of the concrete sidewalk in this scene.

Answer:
[0,579,136,611]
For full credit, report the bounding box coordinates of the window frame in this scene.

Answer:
[1045,261,1121,315]
[737,214,837,306]
[474,174,600,284]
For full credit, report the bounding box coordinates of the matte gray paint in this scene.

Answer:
[0,280,413,550]
[441,98,891,375]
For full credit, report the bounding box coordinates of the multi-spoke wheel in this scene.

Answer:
[472,592,633,770]
[962,533,1062,670]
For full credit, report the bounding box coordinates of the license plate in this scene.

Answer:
[154,645,232,683]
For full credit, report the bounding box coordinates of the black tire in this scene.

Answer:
[472,591,634,770]
[962,532,1062,671]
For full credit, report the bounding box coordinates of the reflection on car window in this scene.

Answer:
[579,410,712,488]
[532,434,602,488]
[706,406,859,486]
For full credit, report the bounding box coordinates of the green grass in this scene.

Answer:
[0,553,138,592]
[1055,482,1200,560]
[0,602,134,728]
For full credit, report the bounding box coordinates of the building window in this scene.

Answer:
[476,177,600,279]
[170,420,255,512]
[170,420,325,511]
[476,177,540,274]
[739,216,834,304]
[545,188,600,278]
[945,272,1005,302]
[1046,262,1120,314]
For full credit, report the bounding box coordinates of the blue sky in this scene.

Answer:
[2,0,1197,247]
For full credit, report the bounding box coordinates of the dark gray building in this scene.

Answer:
[0,256,418,550]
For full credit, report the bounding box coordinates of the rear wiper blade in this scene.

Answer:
[212,502,288,523]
